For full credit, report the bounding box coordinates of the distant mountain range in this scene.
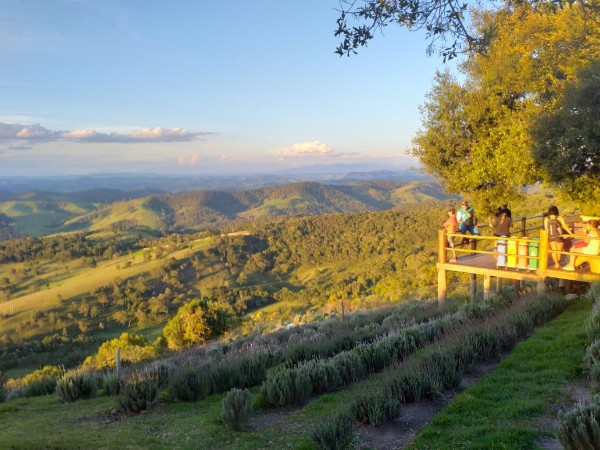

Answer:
[0,165,428,193]
[0,171,456,239]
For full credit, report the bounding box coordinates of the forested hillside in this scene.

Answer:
[0,199,460,374]
[0,184,572,377]
[0,180,457,238]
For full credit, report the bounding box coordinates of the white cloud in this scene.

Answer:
[177,154,201,167]
[271,141,334,157]
[0,122,213,144]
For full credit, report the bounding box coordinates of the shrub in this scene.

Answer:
[331,352,367,385]
[9,365,62,398]
[386,371,432,403]
[260,368,295,407]
[118,372,159,413]
[82,333,158,370]
[0,371,6,403]
[350,392,402,425]
[420,350,461,392]
[56,372,99,403]
[143,362,171,388]
[169,368,211,402]
[312,412,354,450]
[210,364,244,394]
[237,350,280,387]
[557,396,600,449]
[221,388,252,431]
[299,360,341,395]
[586,282,600,304]
[353,342,391,373]
[102,374,121,396]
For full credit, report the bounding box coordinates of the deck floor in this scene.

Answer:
[439,253,600,283]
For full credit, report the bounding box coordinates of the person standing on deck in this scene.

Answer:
[490,209,513,237]
[543,205,573,269]
[457,200,480,248]
[442,207,459,263]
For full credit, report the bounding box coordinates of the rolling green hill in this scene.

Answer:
[0,180,459,238]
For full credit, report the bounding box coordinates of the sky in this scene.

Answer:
[0,0,449,176]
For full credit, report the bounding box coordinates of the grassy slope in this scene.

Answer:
[0,297,590,449]
[0,240,212,335]
[409,297,590,449]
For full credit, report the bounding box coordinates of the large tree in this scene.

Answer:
[410,4,600,211]
[334,0,599,60]
[533,60,600,207]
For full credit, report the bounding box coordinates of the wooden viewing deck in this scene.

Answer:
[437,215,600,303]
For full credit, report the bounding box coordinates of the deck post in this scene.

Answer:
[514,279,522,293]
[470,274,477,302]
[437,268,447,305]
[538,229,548,270]
[483,275,491,300]
[521,216,527,237]
[438,229,447,264]
[495,277,502,293]
[536,281,546,294]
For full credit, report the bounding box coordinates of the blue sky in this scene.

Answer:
[0,0,447,176]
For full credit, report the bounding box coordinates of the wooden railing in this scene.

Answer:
[439,218,600,274]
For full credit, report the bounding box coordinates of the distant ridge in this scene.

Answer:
[0,165,428,193]
[0,178,456,238]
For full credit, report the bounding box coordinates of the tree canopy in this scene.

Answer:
[334,0,599,60]
[410,3,600,211]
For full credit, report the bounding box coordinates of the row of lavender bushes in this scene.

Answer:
[312,290,568,449]
[0,300,448,413]
[259,304,491,407]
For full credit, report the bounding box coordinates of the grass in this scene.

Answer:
[0,389,304,450]
[408,297,591,449]
[0,296,591,449]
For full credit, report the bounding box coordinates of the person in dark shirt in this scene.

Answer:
[490,210,513,237]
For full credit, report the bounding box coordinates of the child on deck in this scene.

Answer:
[563,220,600,271]
[442,208,458,263]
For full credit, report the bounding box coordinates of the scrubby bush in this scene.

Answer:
[312,412,355,450]
[586,284,600,340]
[237,350,281,387]
[102,374,121,396]
[260,368,296,407]
[298,360,342,395]
[331,352,367,384]
[118,372,159,413]
[142,362,171,388]
[221,388,252,431]
[420,350,461,393]
[260,366,311,407]
[557,396,600,449]
[7,365,62,398]
[210,364,245,394]
[350,392,402,425]
[82,333,158,370]
[353,342,391,373]
[0,371,6,403]
[56,372,99,403]
[386,371,433,403]
[169,368,211,401]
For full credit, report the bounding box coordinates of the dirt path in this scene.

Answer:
[353,359,503,450]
